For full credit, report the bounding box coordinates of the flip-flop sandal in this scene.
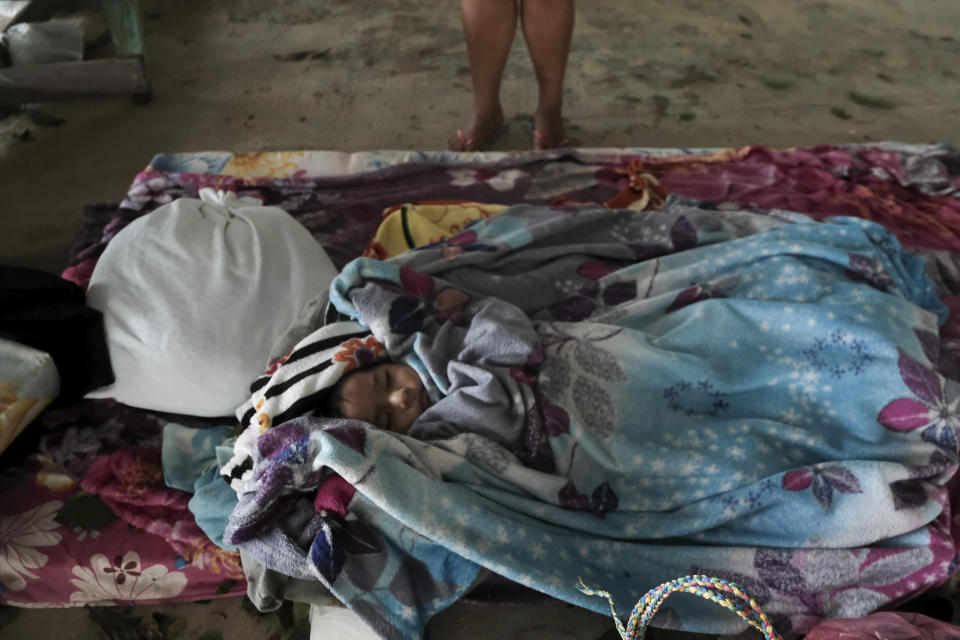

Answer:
[532,129,571,150]
[521,118,571,150]
[449,121,509,152]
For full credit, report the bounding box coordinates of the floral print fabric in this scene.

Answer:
[0,457,245,606]
[229,201,959,639]
[5,143,959,612]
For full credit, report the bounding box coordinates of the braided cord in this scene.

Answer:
[577,575,782,640]
[577,578,630,639]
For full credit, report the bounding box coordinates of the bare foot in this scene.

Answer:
[447,108,507,151]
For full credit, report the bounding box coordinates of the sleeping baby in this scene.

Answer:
[224,292,538,493]
[322,361,431,435]
[223,322,442,491]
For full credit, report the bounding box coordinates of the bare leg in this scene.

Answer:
[521,0,575,149]
[448,0,518,151]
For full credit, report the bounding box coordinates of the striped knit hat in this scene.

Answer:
[222,321,384,492]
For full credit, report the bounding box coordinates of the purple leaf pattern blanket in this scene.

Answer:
[225,199,960,639]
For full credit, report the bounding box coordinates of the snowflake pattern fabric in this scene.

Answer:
[226,200,958,640]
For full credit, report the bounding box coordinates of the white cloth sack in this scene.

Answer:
[85,188,338,416]
[2,21,84,65]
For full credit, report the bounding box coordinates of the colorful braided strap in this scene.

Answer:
[577,574,782,640]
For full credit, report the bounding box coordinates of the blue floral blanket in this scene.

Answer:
[225,199,960,639]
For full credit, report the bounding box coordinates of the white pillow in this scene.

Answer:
[85,189,338,417]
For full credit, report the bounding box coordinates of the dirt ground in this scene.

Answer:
[1,0,959,638]
[1,0,958,275]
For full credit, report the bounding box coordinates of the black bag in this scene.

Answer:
[0,265,114,405]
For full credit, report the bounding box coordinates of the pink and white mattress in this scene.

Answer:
[3,143,959,613]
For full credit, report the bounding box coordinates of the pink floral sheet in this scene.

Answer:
[0,454,243,607]
[3,143,959,610]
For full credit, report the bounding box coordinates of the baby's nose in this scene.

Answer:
[388,387,408,410]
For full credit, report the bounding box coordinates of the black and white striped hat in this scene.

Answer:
[222,320,383,492]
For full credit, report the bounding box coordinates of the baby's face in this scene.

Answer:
[335,362,431,434]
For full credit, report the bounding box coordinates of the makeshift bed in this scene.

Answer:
[2,143,960,639]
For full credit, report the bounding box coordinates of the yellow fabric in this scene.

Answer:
[221,151,306,178]
[365,201,508,259]
[0,340,59,455]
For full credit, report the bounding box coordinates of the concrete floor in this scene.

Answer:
[2,0,959,275]
[1,0,959,637]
